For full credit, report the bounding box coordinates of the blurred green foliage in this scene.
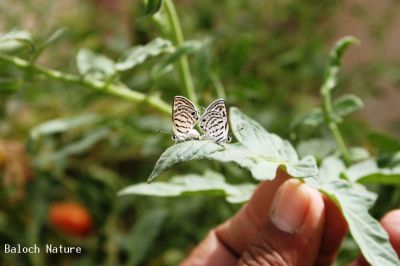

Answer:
[0,0,400,265]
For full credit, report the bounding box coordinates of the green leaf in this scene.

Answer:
[318,156,346,182]
[143,0,163,16]
[346,159,400,185]
[147,140,224,182]
[77,48,116,79]
[317,179,398,266]
[34,127,109,165]
[114,38,173,71]
[119,170,256,204]
[0,30,34,52]
[151,39,208,79]
[329,36,360,67]
[297,138,336,160]
[321,36,359,94]
[291,108,324,128]
[390,151,400,167]
[147,107,317,182]
[305,157,399,266]
[292,94,363,128]
[32,28,67,61]
[333,94,364,118]
[0,79,20,94]
[121,208,167,266]
[224,107,317,179]
[348,147,370,163]
[368,132,400,153]
[30,114,99,140]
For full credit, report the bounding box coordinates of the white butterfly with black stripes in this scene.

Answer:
[199,99,231,144]
[170,96,231,144]
[171,96,201,142]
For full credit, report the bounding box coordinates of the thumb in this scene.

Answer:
[238,179,325,265]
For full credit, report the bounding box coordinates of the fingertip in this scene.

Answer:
[381,209,400,256]
[270,179,321,234]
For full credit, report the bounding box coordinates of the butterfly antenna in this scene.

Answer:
[155,129,172,135]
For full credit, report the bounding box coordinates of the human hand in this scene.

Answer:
[181,169,400,266]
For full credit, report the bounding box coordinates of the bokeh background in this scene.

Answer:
[1,0,399,265]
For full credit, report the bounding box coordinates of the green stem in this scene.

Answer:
[104,207,119,266]
[0,53,171,115]
[321,68,351,165]
[163,0,198,106]
[210,73,226,99]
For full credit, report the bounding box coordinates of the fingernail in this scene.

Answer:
[270,180,311,234]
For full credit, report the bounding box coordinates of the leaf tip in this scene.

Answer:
[341,36,360,46]
[147,175,155,183]
[116,188,126,196]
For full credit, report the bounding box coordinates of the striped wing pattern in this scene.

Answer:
[172,96,200,142]
[200,99,231,144]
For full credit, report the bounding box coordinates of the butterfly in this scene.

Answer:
[171,96,231,144]
[199,99,231,144]
[171,96,201,142]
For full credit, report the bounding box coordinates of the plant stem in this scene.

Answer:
[210,73,226,99]
[0,53,171,115]
[321,67,351,165]
[163,0,198,106]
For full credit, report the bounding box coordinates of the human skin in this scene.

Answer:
[181,169,400,266]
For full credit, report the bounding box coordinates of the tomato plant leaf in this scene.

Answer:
[77,48,116,79]
[34,127,110,166]
[121,208,167,266]
[147,107,317,182]
[368,132,400,153]
[321,36,359,95]
[306,157,400,266]
[151,39,209,79]
[120,170,256,204]
[329,36,360,67]
[230,107,297,161]
[143,0,163,16]
[30,114,99,140]
[345,159,400,185]
[0,30,34,52]
[309,177,399,266]
[0,78,20,94]
[297,138,336,160]
[333,94,364,118]
[147,140,224,182]
[291,108,324,128]
[32,28,67,61]
[292,94,363,129]
[348,147,370,163]
[115,38,173,71]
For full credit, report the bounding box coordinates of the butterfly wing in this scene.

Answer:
[203,99,227,115]
[200,99,230,144]
[172,96,200,142]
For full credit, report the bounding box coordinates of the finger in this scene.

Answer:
[238,179,325,265]
[180,231,237,266]
[381,210,400,256]
[181,168,290,266]
[351,209,400,266]
[315,196,348,265]
[215,168,291,254]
